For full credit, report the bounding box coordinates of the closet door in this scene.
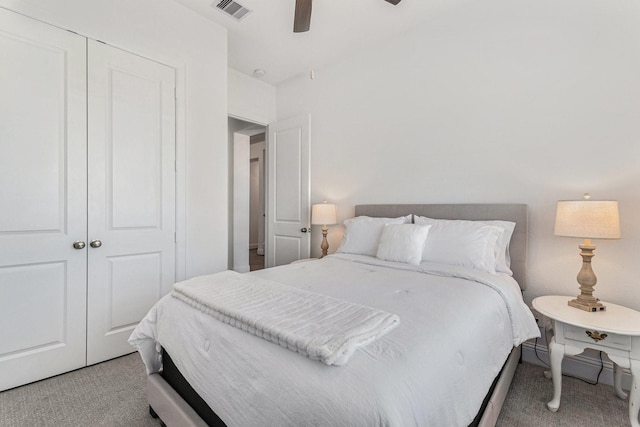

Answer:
[86,40,176,364]
[0,9,88,391]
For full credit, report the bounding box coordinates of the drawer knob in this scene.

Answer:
[586,330,607,342]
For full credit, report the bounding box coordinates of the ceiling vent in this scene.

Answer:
[214,0,252,21]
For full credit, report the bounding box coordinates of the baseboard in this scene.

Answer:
[521,339,632,390]
[249,243,258,250]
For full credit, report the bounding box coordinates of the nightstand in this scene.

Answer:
[533,295,640,427]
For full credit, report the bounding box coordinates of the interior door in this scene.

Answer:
[0,9,88,391]
[266,115,311,267]
[86,40,176,364]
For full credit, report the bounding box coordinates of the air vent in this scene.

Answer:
[214,0,252,21]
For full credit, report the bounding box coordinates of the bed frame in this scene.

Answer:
[147,203,528,427]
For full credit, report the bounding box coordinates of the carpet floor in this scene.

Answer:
[0,354,631,426]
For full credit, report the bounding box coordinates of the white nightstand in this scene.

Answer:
[533,295,640,427]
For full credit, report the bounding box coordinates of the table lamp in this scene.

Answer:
[311,202,337,258]
[554,193,620,312]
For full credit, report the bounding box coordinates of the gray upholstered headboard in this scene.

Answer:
[354,204,529,290]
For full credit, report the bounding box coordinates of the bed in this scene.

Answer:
[129,204,539,427]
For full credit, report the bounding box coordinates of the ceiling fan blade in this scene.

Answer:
[385,0,402,4]
[293,0,312,33]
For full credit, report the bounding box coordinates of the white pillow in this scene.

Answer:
[482,220,516,275]
[376,224,431,265]
[337,215,412,256]
[413,216,504,273]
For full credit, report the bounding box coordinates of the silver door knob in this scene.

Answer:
[73,241,86,250]
[89,239,102,248]
[301,228,308,233]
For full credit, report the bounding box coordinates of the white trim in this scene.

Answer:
[174,63,187,283]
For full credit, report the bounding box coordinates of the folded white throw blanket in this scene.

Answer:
[172,270,400,366]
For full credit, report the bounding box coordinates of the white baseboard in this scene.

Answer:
[249,243,258,250]
[521,339,632,390]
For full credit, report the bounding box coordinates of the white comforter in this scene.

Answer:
[130,254,539,427]
[172,270,400,365]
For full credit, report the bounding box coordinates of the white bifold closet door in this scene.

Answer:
[86,40,176,365]
[0,9,176,391]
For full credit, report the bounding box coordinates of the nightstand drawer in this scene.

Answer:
[564,324,631,350]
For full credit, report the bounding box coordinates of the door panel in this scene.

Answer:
[274,129,302,221]
[267,115,311,267]
[107,252,162,330]
[0,9,87,391]
[87,40,176,365]
[110,68,163,229]
[273,236,302,266]
[0,262,66,355]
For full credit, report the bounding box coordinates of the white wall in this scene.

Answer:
[277,0,640,308]
[1,0,229,279]
[229,68,277,126]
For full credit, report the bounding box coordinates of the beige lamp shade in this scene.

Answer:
[554,200,621,239]
[311,203,337,226]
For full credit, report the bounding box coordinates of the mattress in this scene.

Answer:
[130,254,539,427]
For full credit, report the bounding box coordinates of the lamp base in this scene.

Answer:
[567,242,606,312]
[568,298,606,312]
[320,225,329,258]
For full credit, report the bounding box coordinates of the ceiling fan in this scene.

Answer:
[294,0,402,33]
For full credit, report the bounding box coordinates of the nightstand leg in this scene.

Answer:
[547,337,564,413]
[614,363,628,400]
[629,360,640,427]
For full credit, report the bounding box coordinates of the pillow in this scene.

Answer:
[376,224,431,265]
[337,215,412,256]
[482,220,516,275]
[413,216,504,273]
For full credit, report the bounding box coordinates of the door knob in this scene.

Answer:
[89,239,102,248]
[72,241,86,250]
[300,228,308,233]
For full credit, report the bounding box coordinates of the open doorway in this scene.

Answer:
[249,132,265,271]
[228,117,266,273]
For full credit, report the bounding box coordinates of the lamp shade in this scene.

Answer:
[554,200,621,239]
[311,203,337,226]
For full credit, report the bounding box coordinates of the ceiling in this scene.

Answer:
[173,0,462,86]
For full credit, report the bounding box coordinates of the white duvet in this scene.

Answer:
[171,270,400,365]
[129,254,539,427]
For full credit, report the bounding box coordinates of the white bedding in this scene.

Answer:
[171,270,399,365]
[130,254,539,427]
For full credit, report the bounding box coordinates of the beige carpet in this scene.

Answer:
[0,353,157,427]
[496,362,629,426]
[0,355,631,426]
